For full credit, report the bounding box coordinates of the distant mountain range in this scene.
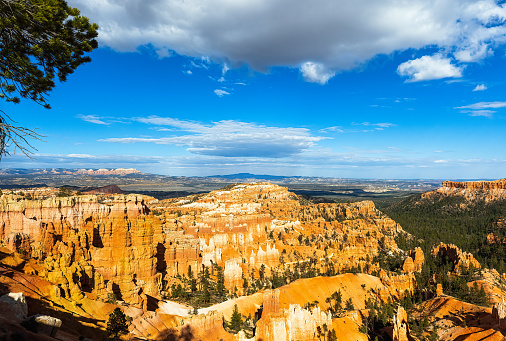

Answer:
[0,168,141,176]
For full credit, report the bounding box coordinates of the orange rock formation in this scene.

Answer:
[0,183,417,340]
[402,247,424,273]
[392,306,410,341]
[443,179,506,190]
[0,194,163,306]
[432,243,481,274]
[255,289,333,341]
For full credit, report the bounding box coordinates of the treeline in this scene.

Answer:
[384,193,506,274]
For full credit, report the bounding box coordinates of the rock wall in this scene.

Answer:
[432,243,481,273]
[0,194,163,306]
[443,179,506,190]
[493,301,506,329]
[224,259,243,291]
[255,289,332,341]
[392,306,410,341]
[402,248,424,273]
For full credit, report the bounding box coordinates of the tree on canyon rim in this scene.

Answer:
[0,0,98,158]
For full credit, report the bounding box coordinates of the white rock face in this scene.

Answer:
[33,314,62,337]
[286,305,332,340]
[224,259,243,290]
[0,292,28,321]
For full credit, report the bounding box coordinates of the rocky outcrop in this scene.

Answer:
[224,259,243,291]
[443,179,506,190]
[432,243,481,273]
[427,178,506,201]
[392,306,410,341]
[0,194,163,306]
[255,289,332,341]
[0,292,27,321]
[27,314,62,337]
[493,301,506,329]
[402,248,424,273]
[436,283,443,296]
[181,311,231,340]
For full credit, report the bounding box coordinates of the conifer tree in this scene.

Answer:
[229,304,243,333]
[0,0,98,157]
[106,308,129,339]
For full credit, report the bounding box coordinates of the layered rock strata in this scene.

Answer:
[0,194,162,305]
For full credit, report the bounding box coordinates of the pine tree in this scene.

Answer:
[106,308,129,339]
[229,304,243,333]
[216,265,225,298]
[0,0,98,157]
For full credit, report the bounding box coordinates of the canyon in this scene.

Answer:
[0,181,505,340]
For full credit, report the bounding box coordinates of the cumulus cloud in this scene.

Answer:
[300,62,335,84]
[101,117,325,158]
[214,89,230,97]
[473,84,487,91]
[69,0,506,82]
[397,55,463,82]
[78,115,110,125]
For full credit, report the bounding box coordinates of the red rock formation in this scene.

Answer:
[432,243,481,274]
[443,179,506,190]
[255,289,332,341]
[75,168,141,175]
[426,178,506,202]
[402,248,424,273]
[436,283,443,296]
[223,259,243,291]
[0,194,163,306]
[392,306,410,341]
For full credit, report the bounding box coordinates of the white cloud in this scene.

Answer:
[222,64,229,75]
[354,122,397,128]
[319,126,344,133]
[300,62,335,84]
[466,110,495,118]
[456,101,506,110]
[473,84,487,91]
[397,54,463,82]
[78,115,110,125]
[214,89,230,97]
[69,0,506,83]
[101,118,325,158]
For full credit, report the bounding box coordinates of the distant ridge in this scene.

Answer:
[442,178,506,190]
[0,168,141,176]
[207,173,290,181]
[83,185,124,195]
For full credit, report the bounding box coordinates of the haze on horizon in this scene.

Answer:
[3,0,506,180]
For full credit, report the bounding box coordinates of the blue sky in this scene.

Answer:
[2,0,506,179]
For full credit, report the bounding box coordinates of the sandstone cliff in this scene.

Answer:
[0,194,162,306]
[424,178,506,202]
[443,179,506,190]
[432,243,481,273]
[0,182,417,340]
